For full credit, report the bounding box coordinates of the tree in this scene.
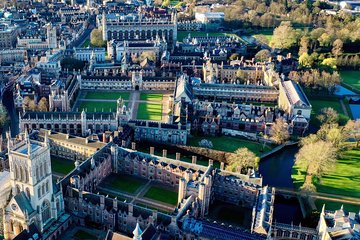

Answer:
[299,36,309,56]
[23,96,31,110]
[317,124,346,149]
[317,107,339,124]
[229,53,240,61]
[28,100,37,111]
[270,22,298,49]
[322,58,337,69]
[344,120,360,147]
[236,70,248,83]
[139,51,156,62]
[299,53,314,68]
[38,97,48,112]
[162,0,170,7]
[90,28,106,47]
[332,39,343,57]
[270,118,290,144]
[295,140,337,191]
[226,148,259,174]
[255,49,271,62]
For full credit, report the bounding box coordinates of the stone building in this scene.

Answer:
[17,23,57,50]
[74,48,106,62]
[2,131,69,239]
[0,23,18,49]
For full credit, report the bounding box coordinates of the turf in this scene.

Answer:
[253,30,273,44]
[73,230,97,240]
[144,186,178,205]
[79,101,117,112]
[340,70,360,92]
[51,156,75,175]
[137,103,162,121]
[140,93,163,101]
[315,199,360,213]
[308,96,349,127]
[188,136,273,156]
[84,92,130,100]
[101,174,147,194]
[292,147,360,198]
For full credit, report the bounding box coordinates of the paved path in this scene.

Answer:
[340,99,350,118]
[129,91,140,119]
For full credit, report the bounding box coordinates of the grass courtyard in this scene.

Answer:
[315,199,360,213]
[137,103,162,121]
[79,101,117,112]
[292,147,360,198]
[340,70,360,92]
[140,93,163,101]
[84,91,130,100]
[51,156,75,175]
[144,186,178,205]
[101,174,147,194]
[73,230,97,240]
[252,29,273,44]
[188,135,273,156]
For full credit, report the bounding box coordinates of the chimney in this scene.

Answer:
[121,140,126,147]
[85,137,89,144]
[102,133,107,143]
[192,156,197,165]
[131,142,136,150]
[176,152,180,161]
[162,149,167,158]
[220,162,224,170]
[119,127,123,133]
[208,159,213,166]
[150,147,155,155]
[66,134,70,139]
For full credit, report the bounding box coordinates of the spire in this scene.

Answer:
[132,222,142,240]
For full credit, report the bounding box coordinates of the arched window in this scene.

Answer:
[36,166,40,181]
[24,168,29,183]
[46,181,49,193]
[26,188,30,200]
[40,163,44,178]
[15,185,20,194]
[56,199,60,212]
[41,200,51,223]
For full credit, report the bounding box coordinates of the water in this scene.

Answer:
[259,145,299,188]
[350,104,360,120]
[334,85,357,96]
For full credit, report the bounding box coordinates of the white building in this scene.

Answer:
[74,48,106,62]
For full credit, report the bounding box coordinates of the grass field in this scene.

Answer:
[252,30,273,44]
[84,92,130,100]
[177,31,241,42]
[51,156,74,175]
[308,96,349,127]
[144,186,178,205]
[73,230,97,240]
[137,103,162,121]
[101,174,147,194]
[79,101,117,112]
[188,136,273,156]
[315,199,360,213]
[340,70,360,92]
[140,93,163,101]
[292,147,360,198]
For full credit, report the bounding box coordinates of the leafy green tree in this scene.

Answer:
[90,28,106,47]
[226,148,259,174]
[298,36,309,56]
[322,58,337,69]
[299,53,314,68]
[270,22,298,49]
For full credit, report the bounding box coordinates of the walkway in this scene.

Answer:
[129,91,140,119]
[340,99,350,118]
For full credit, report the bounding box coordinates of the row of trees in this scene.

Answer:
[23,97,48,112]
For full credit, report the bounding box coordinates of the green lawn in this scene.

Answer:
[315,199,360,213]
[253,30,273,44]
[140,93,163,101]
[340,70,360,92]
[144,186,178,205]
[73,230,97,240]
[292,148,360,198]
[81,39,91,48]
[79,101,117,112]
[101,174,147,194]
[84,92,130,100]
[51,156,75,175]
[308,96,349,127]
[137,103,162,121]
[177,31,241,42]
[188,136,273,156]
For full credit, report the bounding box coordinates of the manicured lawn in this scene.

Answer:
[137,103,162,121]
[340,70,360,92]
[51,156,74,175]
[315,199,360,213]
[253,30,273,44]
[73,230,97,240]
[188,136,273,156]
[79,101,117,112]
[292,147,360,198]
[144,186,178,205]
[139,93,163,101]
[101,174,147,194]
[84,91,130,100]
[308,96,349,127]
[177,31,240,42]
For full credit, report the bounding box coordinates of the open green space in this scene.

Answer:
[73,229,97,240]
[177,31,241,42]
[340,70,360,92]
[315,199,360,213]
[292,147,360,198]
[144,186,178,205]
[308,96,349,127]
[81,39,91,48]
[139,93,163,101]
[252,30,273,44]
[51,156,74,175]
[84,91,130,100]
[101,174,147,194]
[188,136,273,156]
[137,103,162,121]
[79,101,117,112]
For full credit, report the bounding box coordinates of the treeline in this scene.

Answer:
[336,54,360,70]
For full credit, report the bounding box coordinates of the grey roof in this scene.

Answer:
[14,191,35,214]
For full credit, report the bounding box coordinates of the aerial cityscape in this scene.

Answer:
[0,0,359,239]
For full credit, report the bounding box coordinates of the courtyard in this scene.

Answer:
[99,173,147,194]
[143,185,178,206]
[51,156,75,176]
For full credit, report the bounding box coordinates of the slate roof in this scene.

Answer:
[14,191,35,214]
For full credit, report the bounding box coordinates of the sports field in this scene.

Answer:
[137,103,162,121]
[144,186,178,205]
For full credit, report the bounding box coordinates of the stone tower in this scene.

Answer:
[102,11,107,41]
[46,23,57,49]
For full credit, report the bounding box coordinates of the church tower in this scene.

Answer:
[102,11,107,41]
[46,23,57,49]
[3,131,64,239]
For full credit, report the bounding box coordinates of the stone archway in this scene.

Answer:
[135,85,140,91]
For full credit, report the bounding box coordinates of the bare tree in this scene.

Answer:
[28,100,37,111]
[38,97,48,112]
[226,148,259,174]
[344,120,360,147]
[270,118,290,144]
[317,107,339,125]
